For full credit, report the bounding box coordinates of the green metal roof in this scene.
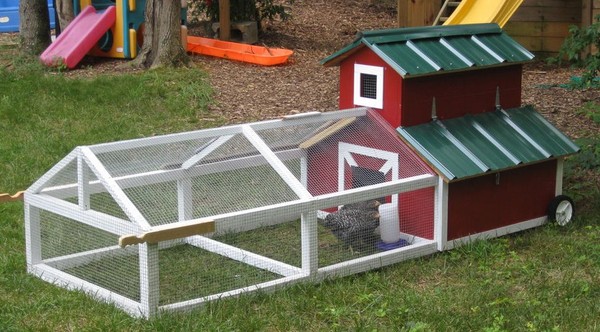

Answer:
[321,23,534,78]
[397,106,580,181]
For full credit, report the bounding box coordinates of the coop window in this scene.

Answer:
[353,64,383,109]
[360,74,377,99]
[351,166,387,203]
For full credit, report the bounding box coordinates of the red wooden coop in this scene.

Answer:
[322,23,580,249]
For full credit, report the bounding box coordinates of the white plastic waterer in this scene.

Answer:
[379,203,401,244]
[377,202,409,251]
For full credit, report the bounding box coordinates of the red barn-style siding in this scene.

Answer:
[306,111,435,240]
[338,49,403,127]
[400,65,523,127]
[337,48,523,128]
[446,160,557,240]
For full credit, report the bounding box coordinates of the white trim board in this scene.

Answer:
[353,64,384,109]
[444,216,547,250]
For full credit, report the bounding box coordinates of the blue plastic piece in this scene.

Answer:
[0,0,56,33]
[377,239,410,251]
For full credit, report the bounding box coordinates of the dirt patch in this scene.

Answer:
[187,0,399,123]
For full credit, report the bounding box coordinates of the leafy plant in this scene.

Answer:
[188,0,293,30]
[578,101,600,125]
[551,15,600,87]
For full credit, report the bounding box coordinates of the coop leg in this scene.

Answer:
[301,212,318,276]
[139,243,160,318]
[177,178,193,222]
[24,202,42,271]
[434,177,448,251]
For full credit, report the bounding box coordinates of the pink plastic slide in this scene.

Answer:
[40,5,116,69]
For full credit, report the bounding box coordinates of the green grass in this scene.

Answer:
[0,57,223,193]
[1,54,599,330]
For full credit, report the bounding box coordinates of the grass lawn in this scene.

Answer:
[1,48,599,330]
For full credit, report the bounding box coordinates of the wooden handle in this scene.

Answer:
[119,220,215,248]
[0,191,24,203]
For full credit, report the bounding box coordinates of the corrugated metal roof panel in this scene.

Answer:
[503,106,581,156]
[376,43,438,76]
[443,36,501,66]
[413,39,469,71]
[442,116,518,170]
[398,107,579,181]
[474,112,547,163]
[321,23,534,78]
[399,125,482,179]
[476,33,534,62]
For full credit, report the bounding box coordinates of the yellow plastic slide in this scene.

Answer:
[443,0,523,28]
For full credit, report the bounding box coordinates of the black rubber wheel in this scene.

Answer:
[547,195,575,226]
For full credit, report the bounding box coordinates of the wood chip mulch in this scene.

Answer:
[186,0,599,142]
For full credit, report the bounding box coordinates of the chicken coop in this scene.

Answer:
[322,23,580,249]
[25,108,440,318]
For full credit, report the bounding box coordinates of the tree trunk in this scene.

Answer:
[19,0,51,56]
[133,0,189,68]
[55,0,74,32]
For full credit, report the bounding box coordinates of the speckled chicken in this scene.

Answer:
[340,199,381,211]
[321,200,381,252]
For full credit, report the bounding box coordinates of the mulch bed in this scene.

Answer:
[185,0,599,142]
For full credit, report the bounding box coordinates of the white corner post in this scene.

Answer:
[301,211,318,276]
[434,177,448,251]
[177,178,193,222]
[77,151,91,211]
[300,151,318,275]
[555,158,564,196]
[139,242,160,318]
[300,153,308,188]
[24,200,42,271]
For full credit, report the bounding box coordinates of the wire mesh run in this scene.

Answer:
[25,108,440,318]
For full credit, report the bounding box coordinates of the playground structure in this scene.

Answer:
[399,0,600,54]
[437,0,524,27]
[40,0,188,69]
[40,0,145,68]
[40,5,116,68]
[73,0,146,60]
[39,0,293,68]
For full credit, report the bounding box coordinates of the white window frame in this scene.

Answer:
[338,142,398,206]
[353,64,384,109]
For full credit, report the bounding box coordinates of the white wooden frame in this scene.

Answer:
[353,64,384,109]
[338,142,399,206]
[25,108,441,318]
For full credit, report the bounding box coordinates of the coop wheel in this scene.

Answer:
[547,195,574,226]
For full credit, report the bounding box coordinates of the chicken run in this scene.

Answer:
[25,108,438,318]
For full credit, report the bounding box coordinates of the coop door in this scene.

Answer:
[351,166,386,203]
[338,142,398,206]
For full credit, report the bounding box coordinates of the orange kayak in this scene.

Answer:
[187,36,293,66]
